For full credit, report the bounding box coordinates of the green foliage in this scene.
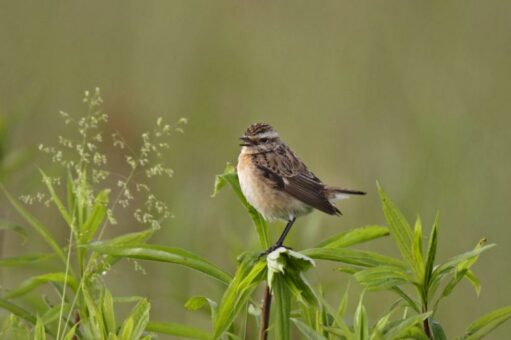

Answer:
[0,90,508,340]
[0,89,188,339]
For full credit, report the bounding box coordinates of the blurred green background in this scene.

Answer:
[1,1,510,338]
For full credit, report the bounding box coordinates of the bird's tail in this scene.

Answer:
[325,186,366,201]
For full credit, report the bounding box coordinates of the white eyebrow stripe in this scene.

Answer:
[257,131,278,139]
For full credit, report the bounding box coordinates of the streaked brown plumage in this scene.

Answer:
[237,123,365,223]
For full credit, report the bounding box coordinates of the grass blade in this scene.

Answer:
[354,266,411,291]
[316,225,389,248]
[463,306,511,340]
[125,299,150,340]
[291,318,328,340]
[1,185,66,263]
[274,275,291,340]
[0,253,54,267]
[40,170,72,227]
[146,322,210,339]
[5,272,78,299]
[377,183,413,262]
[302,248,405,268]
[88,243,232,284]
[0,298,36,324]
[214,253,266,338]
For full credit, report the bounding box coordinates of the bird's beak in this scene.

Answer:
[239,136,252,146]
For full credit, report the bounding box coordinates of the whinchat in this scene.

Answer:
[237,122,365,253]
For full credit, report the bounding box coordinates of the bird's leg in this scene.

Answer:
[259,217,297,257]
[275,217,296,248]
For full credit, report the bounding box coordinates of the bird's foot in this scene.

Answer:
[258,244,293,260]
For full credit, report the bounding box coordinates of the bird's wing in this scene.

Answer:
[252,145,340,215]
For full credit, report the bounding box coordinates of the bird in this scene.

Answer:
[237,122,365,255]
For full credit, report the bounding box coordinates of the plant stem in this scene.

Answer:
[259,284,272,340]
[422,303,432,339]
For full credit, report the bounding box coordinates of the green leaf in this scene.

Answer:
[82,285,105,338]
[354,266,411,291]
[88,243,232,284]
[184,296,217,319]
[266,247,315,289]
[354,293,369,340]
[0,298,36,325]
[213,253,266,338]
[383,312,431,339]
[0,314,31,340]
[212,163,271,249]
[302,247,405,268]
[463,306,511,340]
[274,275,291,340]
[184,296,208,311]
[0,219,28,241]
[291,318,328,340]
[377,183,413,262]
[411,217,425,280]
[465,270,481,296]
[124,299,150,340]
[0,253,54,267]
[1,185,66,263]
[81,189,109,242]
[431,321,447,340]
[424,213,439,289]
[316,225,389,248]
[119,317,133,340]
[62,325,77,340]
[5,272,78,299]
[102,289,116,334]
[146,322,210,339]
[34,316,46,340]
[391,287,421,313]
[431,244,496,291]
[40,170,73,227]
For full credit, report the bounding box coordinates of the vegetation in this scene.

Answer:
[0,90,510,339]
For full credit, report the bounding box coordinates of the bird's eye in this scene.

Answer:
[260,138,268,143]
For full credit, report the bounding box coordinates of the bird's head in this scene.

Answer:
[240,123,281,154]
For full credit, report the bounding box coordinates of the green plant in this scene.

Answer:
[0,88,193,339]
[1,89,509,340]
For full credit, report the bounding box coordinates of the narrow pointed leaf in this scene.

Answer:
[316,225,389,248]
[302,247,405,268]
[463,306,511,340]
[377,183,413,262]
[212,163,271,249]
[125,299,150,340]
[0,298,36,324]
[274,275,291,340]
[383,312,431,339]
[5,273,78,299]
[40,170,72,227]
[88,243,231,284]
[213,253,266,338]
[354,293,369,340]
[424,213,439,288]
[34,316,46,340]
[291,318,328,340]
[146,322,210,339]
[0,253,54,267]
[1,185,66,263]
[0,219,28,240]
[102,289,116,334]
[411,217,425,280]
[355,266,411,291]
[81,189,109,242]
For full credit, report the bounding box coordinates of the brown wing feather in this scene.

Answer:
[252,144,341,215]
